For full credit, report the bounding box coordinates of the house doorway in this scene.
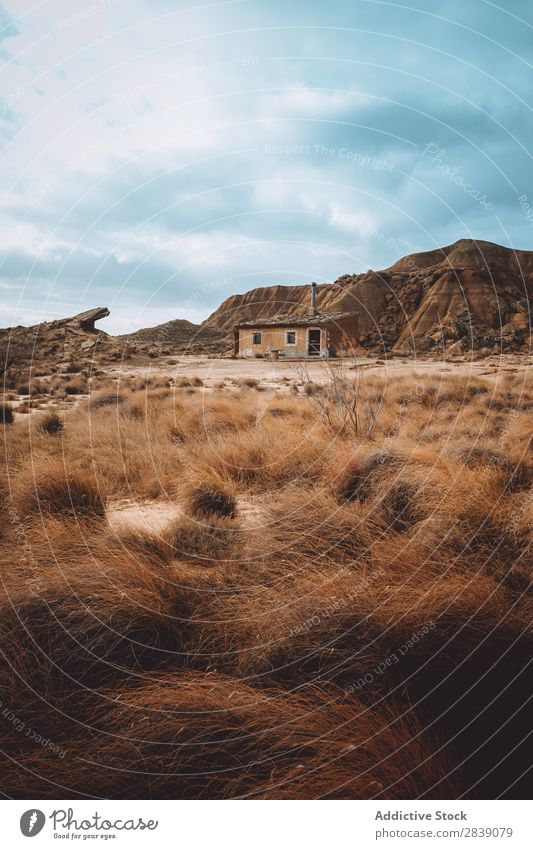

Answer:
[308,329,321,356]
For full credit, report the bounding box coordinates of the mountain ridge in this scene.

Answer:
[119,318,225,352]
[204,239,533,352]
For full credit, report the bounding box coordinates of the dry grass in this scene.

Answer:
[12,460,106,520]
[0,367,531,799]
[64,379,88,395]
[36,409,63,435]
[0,672,457,799]
[183,479,238,518]
[0,401,14,424]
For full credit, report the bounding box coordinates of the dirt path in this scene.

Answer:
[108,352,532,389]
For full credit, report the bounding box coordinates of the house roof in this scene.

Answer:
[236,311,357,329]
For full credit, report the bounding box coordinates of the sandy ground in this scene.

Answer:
[107,498,181,533]
[109,352,532,388]
[107,495,264,534]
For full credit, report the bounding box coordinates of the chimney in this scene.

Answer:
[309,282,318,315]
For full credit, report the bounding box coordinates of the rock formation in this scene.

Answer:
[69,307,110,333]
[0,308,226,373]
[0,307,113,372]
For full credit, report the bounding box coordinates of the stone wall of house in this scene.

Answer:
[238,326,311,357]
[238,315,358,357]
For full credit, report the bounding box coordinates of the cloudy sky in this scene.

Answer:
[1,0,532,333]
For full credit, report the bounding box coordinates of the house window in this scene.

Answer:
[251,332,262,345]
[285,331,297,345]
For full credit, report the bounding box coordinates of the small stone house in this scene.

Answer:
[234,283,359,358]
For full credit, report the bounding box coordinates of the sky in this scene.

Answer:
[1,0,533,333]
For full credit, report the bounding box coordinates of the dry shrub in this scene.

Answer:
[330,447,451,532]
[189,419,331,492]
[183,481,237,519]
[192,552,532,797]
[0,525,200,703]
[36,410,63,435]
[302,380,321,395]
[179,396,253,436]
[189,432,267,488]
[12,460,105,520]
[333,449,400,502]
[300,365,383,437]
[0,402,14,425]
[64,379,87,395]
[248,485,381,575]
[163,514,243,567]
[89,390,127,409]
[64,399,183,499]
[452,446,532,492]
[167,421,188,443]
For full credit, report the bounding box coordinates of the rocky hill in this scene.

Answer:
[0,310,228,378]
[0,307,117,375]
[205,239,533,353]
[120,318,226,353]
